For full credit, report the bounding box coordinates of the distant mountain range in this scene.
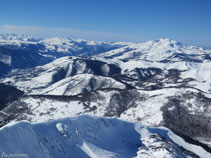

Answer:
[0,34,211,157]
[0,34,132,76]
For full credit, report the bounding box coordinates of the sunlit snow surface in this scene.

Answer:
[0,115,209,158]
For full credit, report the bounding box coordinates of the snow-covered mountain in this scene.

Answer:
[99,38,210,62]
[0,115,210,158]
[0,33,39,44]
[40,37,133,56]
[0,34,132,76]
[1,37,211,157]
[1,54,211,144]
[0,34,132,50]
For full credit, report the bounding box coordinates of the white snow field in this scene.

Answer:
[0,115,209,158]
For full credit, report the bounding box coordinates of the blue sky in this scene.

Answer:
[0,0,211,47]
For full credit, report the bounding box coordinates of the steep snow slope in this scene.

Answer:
[0,115,207,158]
[1,57,124,94]
[38,74,126,96]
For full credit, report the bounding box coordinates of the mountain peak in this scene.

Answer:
[161,38,183,46]
[147,38,183,48]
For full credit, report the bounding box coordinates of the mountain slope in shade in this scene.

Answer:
[0,115,209,158]
[0,34,132,76]
[0,57,123,94]
[0,83,24,110]
[38,74,127,96]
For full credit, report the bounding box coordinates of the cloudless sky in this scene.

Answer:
[0,0,211,47]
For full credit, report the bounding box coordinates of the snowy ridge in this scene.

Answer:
[41,37,133,54]
[99,38,209,62]
[2,52,211,94]
[0,34,132,75]
[0,34,132,54]
[0,115,207,158]
[0,34,38,46]
[1,56,125,94]
[38,74,126,96]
